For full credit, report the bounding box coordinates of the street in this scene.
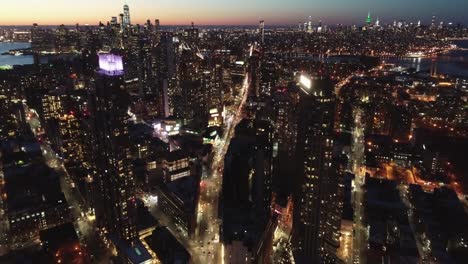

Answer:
[25,105,109,263]
[193,72,250,264]
[141,72,250,264]
[351,109,367,264]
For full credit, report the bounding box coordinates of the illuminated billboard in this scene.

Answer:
[98,54,124,75]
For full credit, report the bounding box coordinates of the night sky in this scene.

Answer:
[2,0,468,26]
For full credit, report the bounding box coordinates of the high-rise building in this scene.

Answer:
[155,19,160,31]
[291,75,342,263]
[252,119,273,219]
[123,4,131,28]
[222,118,273,211]
[110,16,118,25]
[221,118,274,262]
[272,86,299,194]
[259,20,265,45]
[366,12,372,25]
[91,54,137,243]
[307,16,313,32]
[119,13,124,32]
[31,23,54,52]
[145,19,153,31]
[431,15,436,28]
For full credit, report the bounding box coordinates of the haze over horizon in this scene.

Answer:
[1,0,468,26]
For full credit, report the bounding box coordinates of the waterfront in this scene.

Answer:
[0,42,33,67]
[388,40,468,77]
[0,42,78,67]
[1,40,467,77]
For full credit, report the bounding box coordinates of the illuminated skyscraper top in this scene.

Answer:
[92,55,137,243]
[292,75,341,263]
[123,4,131,27]
[98,54,124,76]
[366,12,372,24]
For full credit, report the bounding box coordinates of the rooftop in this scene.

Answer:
[144,227,191,264]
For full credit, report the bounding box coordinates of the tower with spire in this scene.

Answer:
[123,3,131,28]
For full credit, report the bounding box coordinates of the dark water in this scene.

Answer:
[0,42,33,66]
[0,42,79,67]
[1,40,468,77]
[387,40,468,77]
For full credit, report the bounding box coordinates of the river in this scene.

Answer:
[0,42,78,67]
[1,40,467,77]
[0,42,34,67]
[387,40,468,77]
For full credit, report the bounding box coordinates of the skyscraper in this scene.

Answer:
[259,20,265,45]
[110,16,118,26]
[91,54,137,243]
[291,75,342,263]
[272,86,299,194]
[123,4,131,28]
[119,13,124,32]
[155,19,160,31]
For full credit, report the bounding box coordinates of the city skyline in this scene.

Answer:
[2,0,468,26]
[1,1,467,263]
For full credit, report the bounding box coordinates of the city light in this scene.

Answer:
[148,195,158,204]
[1,2,467,264]
[299,74,312,94]
[98,54,124,75]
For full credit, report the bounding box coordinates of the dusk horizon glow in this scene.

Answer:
[2,0,468,26]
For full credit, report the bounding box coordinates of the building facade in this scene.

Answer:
[91,54,137,243]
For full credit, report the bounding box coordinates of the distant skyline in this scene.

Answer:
[2,0,468,26]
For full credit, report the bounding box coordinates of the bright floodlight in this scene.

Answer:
[98,54,124,76]
[299,74,312,94]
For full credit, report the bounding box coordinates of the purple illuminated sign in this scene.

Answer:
[98,54,124,75]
